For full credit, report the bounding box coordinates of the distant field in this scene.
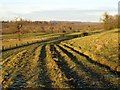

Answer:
[2,29,103,49]
[2,33,63,49]
[1,29,120,89]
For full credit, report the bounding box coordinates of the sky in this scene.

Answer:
[0,0,119,22]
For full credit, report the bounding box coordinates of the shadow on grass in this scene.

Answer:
[38,45,53,88]
[63,44,120,77]
[57,45,113,88]
[50,45,88,88]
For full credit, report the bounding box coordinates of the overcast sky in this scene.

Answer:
[0,0,119,22]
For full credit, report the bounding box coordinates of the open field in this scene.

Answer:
[1,0,120,89]
[2,33,63,49]
[1,29,120,89]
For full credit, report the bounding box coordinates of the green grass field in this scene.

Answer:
[1,29,120,89]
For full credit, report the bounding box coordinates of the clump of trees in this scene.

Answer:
[101,12,120,30]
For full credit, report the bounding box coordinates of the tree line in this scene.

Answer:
[101,12,120,30]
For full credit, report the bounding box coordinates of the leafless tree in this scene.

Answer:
[16,17,23,41]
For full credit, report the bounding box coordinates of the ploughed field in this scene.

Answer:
[1,29,120,89]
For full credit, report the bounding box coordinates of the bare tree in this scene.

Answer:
[16,17,23,41]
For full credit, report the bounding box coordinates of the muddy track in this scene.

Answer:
[2,44,41,89]
[2,48,25,60]
[2,44,40,66]
[38,45,52,88]
[45,45,70,88]
[63,44,120,76]
[57,45,113,87]
[2,50,28,88]
[2,39,119,89]
[13,44,39,88]
[10,44,40,88]
[50,45,89,88]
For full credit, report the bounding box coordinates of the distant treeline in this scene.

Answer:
[2,21,102,34]
[2,13,119,34]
